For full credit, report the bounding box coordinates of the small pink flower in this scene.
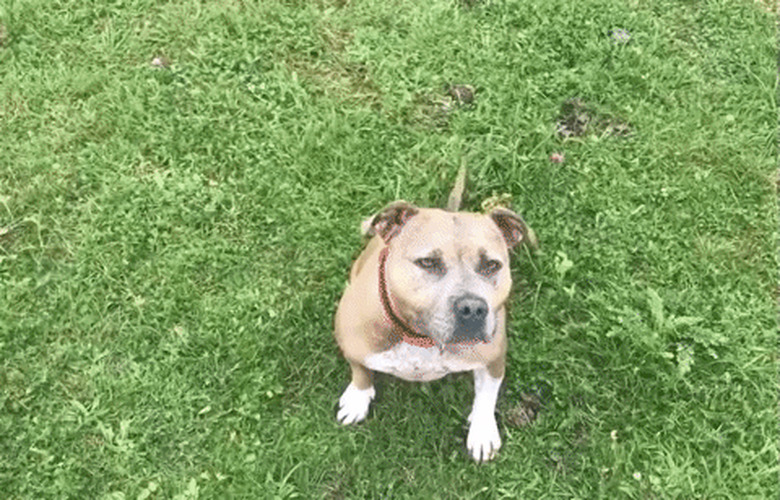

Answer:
[550,152,565,163]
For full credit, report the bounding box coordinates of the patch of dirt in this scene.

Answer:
[0,24,8,48]
[447,84,475,107]
[503,392,541,428]
[555,98,632,139]
[408,84,477,129]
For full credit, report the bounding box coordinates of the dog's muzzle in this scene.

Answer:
[451,294,489,343]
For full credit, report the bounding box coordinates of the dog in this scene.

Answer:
[334,168,533,462]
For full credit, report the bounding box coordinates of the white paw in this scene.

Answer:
[466,412,501,462]
[337,383,375,425]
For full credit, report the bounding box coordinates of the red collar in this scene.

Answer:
[378,246,436,348]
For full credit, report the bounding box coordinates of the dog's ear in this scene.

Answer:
[489,208,538,250]
[362,201,420,243]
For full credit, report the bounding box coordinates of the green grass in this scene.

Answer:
[0,0,776,497]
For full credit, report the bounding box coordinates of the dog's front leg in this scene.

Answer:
[467,366,503,462]
[337,361,375,425]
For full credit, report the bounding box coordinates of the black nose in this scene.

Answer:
[455,295,488,321]
[452,295,488,343]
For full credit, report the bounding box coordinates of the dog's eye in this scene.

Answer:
[414,257,445,274]
[478,259,502,276]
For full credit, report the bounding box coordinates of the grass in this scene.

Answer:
[0,0,776,497]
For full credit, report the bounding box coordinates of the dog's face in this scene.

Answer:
[369,202,528,346]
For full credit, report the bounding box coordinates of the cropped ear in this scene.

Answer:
[362,201,420,243]
[489,208,538,250]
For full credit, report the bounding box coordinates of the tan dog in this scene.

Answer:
[334,171,532,462]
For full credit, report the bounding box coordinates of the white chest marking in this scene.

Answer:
[364,343,482,382]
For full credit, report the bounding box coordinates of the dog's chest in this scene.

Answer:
[364,343,481,382]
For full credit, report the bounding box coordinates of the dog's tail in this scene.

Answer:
[446,163,467,212]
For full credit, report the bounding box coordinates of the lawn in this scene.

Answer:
[1,0,777,498]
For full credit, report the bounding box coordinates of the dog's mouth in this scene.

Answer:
[439,323,496,351]
[400,329,491,350]
[400,305,495,348]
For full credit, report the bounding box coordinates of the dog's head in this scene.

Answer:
[366,201,531,346]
